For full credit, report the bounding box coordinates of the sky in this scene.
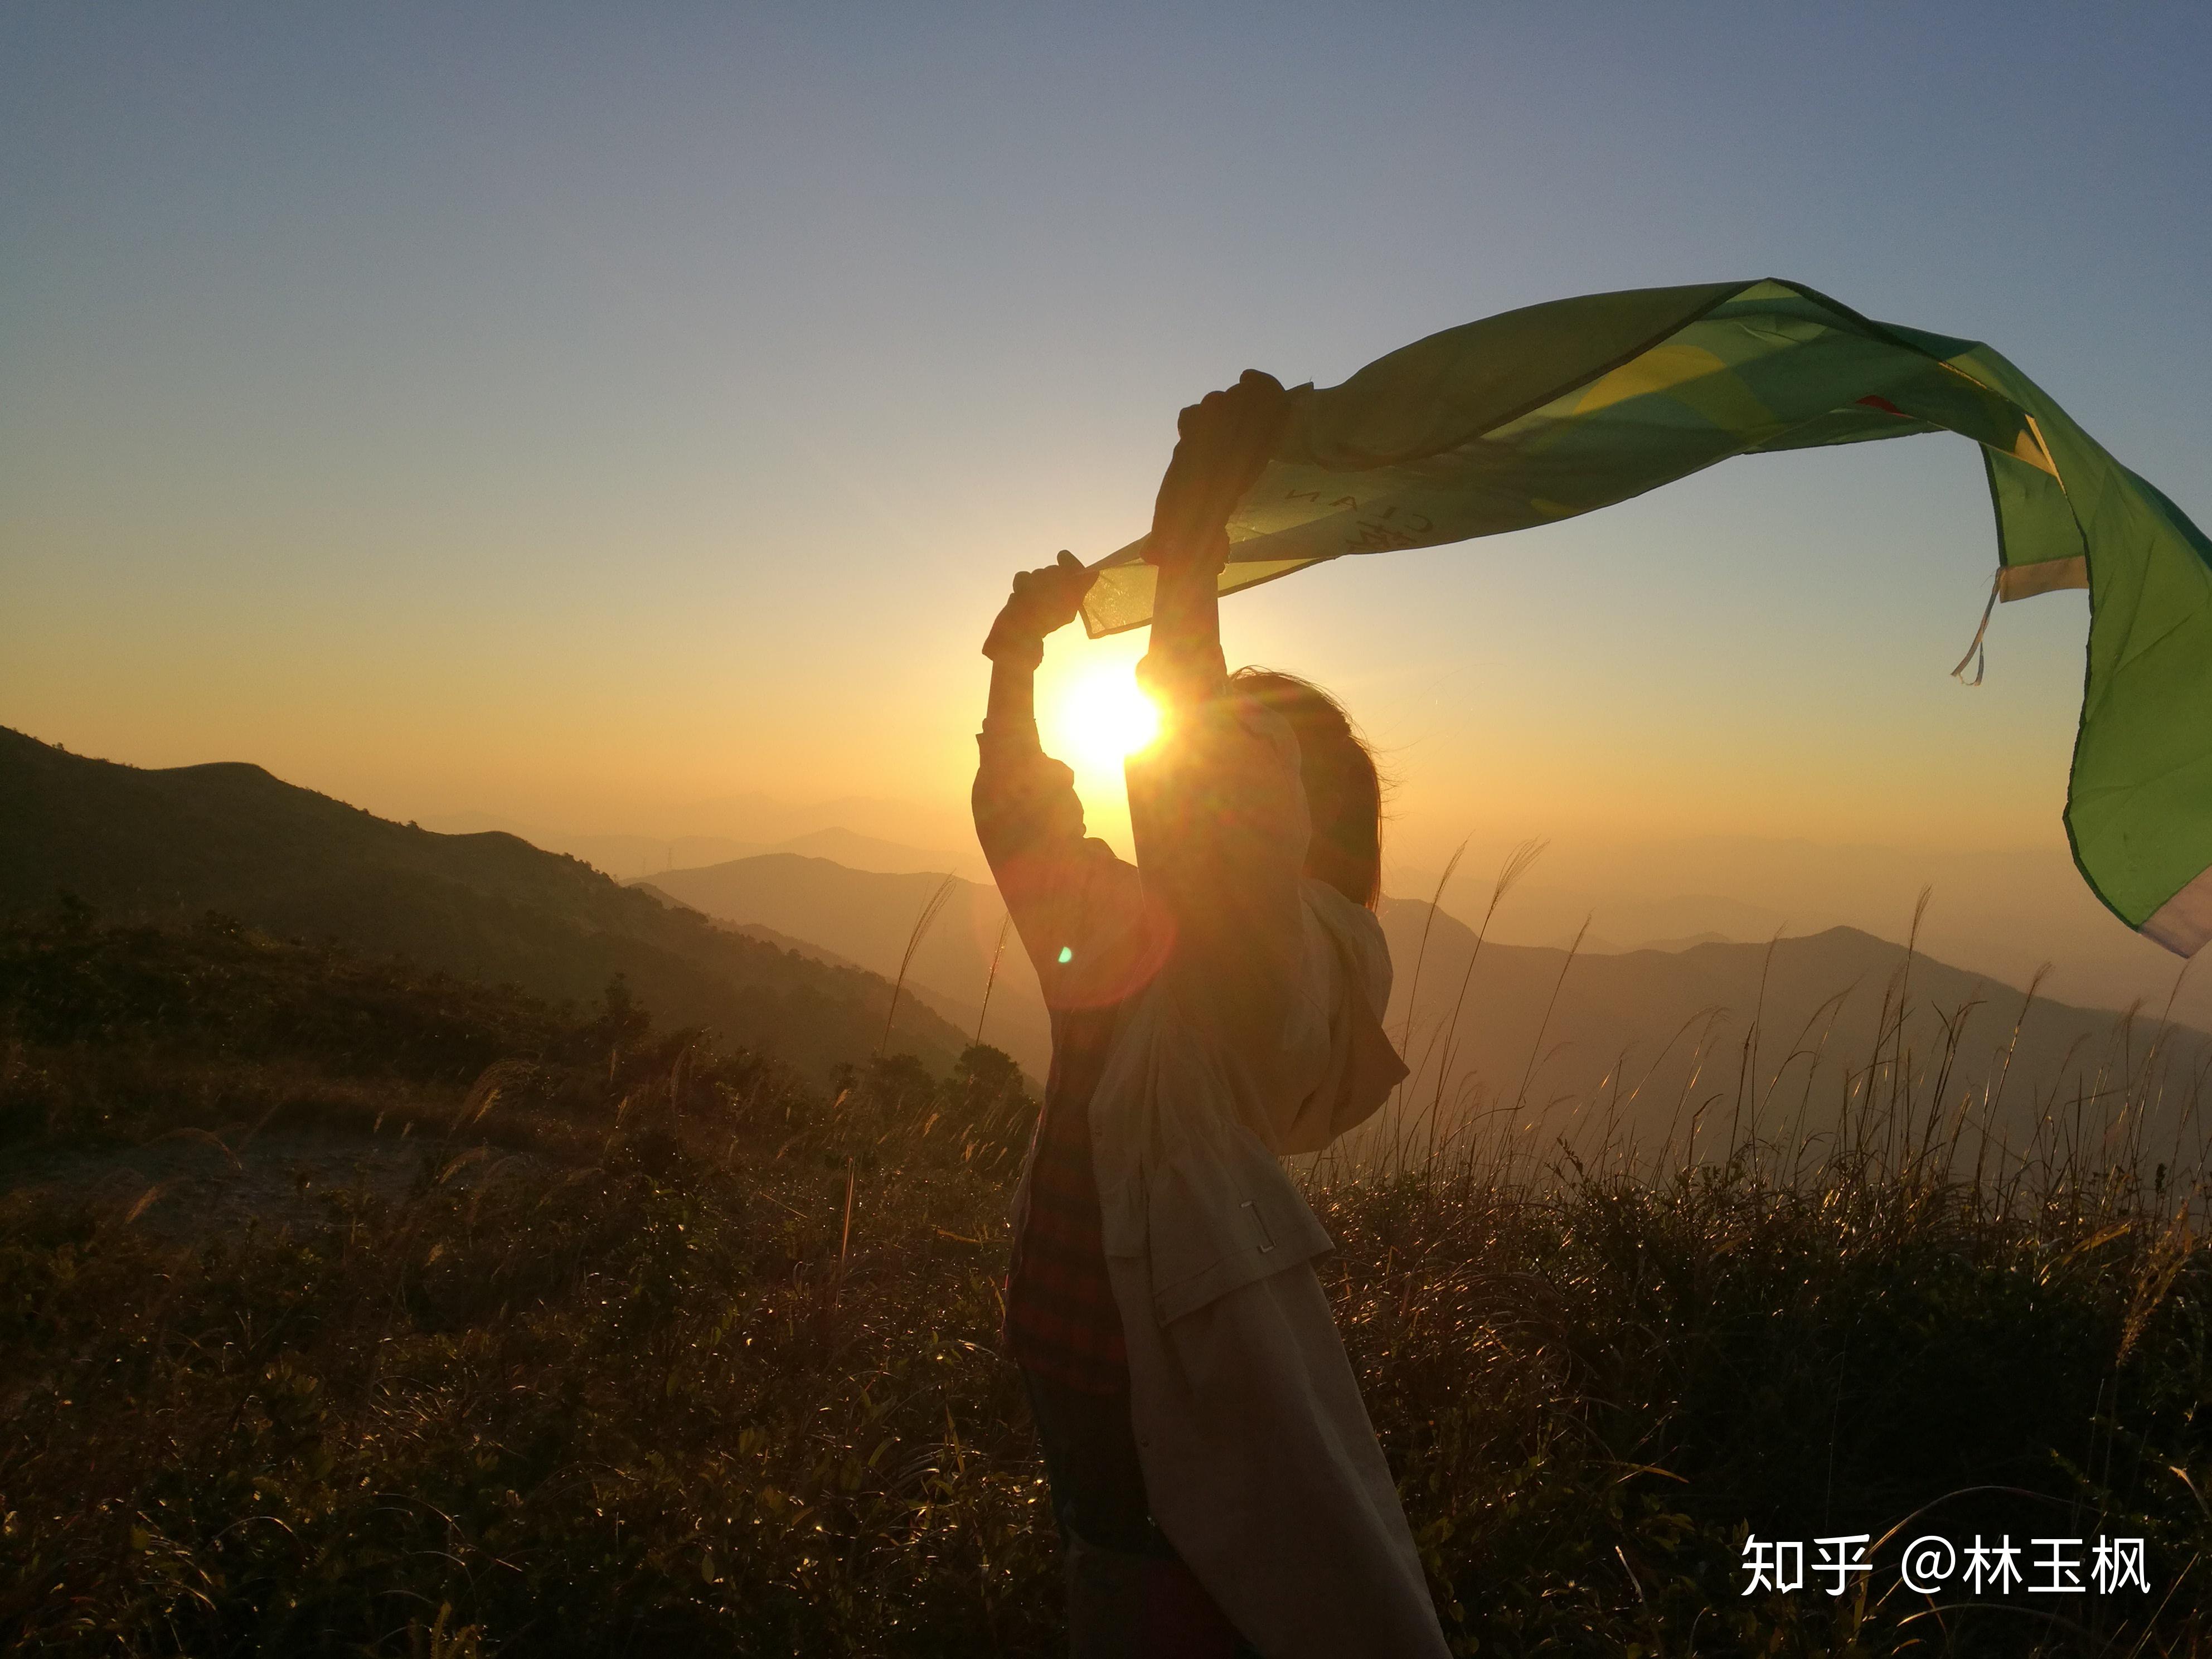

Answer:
[6,4,2211,1009]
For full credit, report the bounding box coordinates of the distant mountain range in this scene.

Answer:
[422,813,980,884]
[0,728,973,1080]
[1371,896,2211,1165]
[17,720,2199,1167]
[640,847,2210,1167]
[1390,835,2212,1035]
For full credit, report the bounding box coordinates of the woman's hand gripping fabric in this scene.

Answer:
[1147,370,1292,571]
[983,550,1096,668]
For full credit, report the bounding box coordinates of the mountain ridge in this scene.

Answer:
[0,727,973,1080]
[640,846,2209,1157]
[1372,896,2211,1157]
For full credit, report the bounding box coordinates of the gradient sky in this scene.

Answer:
[6,4,2211,1000]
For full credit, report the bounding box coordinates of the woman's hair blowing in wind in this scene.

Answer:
[1228,667,1384,910]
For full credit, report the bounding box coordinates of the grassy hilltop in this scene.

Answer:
[0,727,973,1080]
[2,911,2206,1656]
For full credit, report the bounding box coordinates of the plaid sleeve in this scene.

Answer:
[973,725,1145,1002]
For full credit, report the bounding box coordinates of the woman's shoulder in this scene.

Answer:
[1299,878,1393,1015]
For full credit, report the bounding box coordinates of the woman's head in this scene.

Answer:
[1228,667,1384,909]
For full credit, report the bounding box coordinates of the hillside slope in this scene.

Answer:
[643,855,1051,1077]
[0,727,971,1079]
[634,899,1009,1064]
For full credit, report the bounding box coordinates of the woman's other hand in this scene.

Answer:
[1147,369,1291,569]
[983,550,1095,664]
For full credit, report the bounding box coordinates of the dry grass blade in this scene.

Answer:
[1508,911,1588,1123]
[832,1161,857,1310]
[123,1180,172,1225]
[881,871,959,1059]
[1398,837,1469,1058]
[1390,838,1544,1177]
[974,910,1012,1049]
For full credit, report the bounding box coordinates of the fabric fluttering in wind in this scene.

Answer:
[1079,279,2212,957]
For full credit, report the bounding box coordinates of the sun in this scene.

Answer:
[1051,665,1160,770]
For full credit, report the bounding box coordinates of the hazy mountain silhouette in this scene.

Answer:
[0,728,972,1079]
[639,843,2208,1163]
[1374,896,2212,1164]
[423,814,974,882]
[1391,837,2212,1035]
[641,856,1051,1077]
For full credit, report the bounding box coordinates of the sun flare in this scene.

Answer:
[1051,666,1160,770]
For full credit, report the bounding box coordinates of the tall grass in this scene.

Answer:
[879,872,959,1059]
[1311,856,2210,1652]
[2,912,2206,1655]
[1361,856,2210,1228]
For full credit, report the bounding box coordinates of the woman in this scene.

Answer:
[973,372,1451,1659]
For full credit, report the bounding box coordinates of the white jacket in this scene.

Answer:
[983,693,1448,1659]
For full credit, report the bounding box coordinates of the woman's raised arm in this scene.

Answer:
[1137,371,1291,715]
[1127,375,1320,1083]
[973,554,1149,998]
